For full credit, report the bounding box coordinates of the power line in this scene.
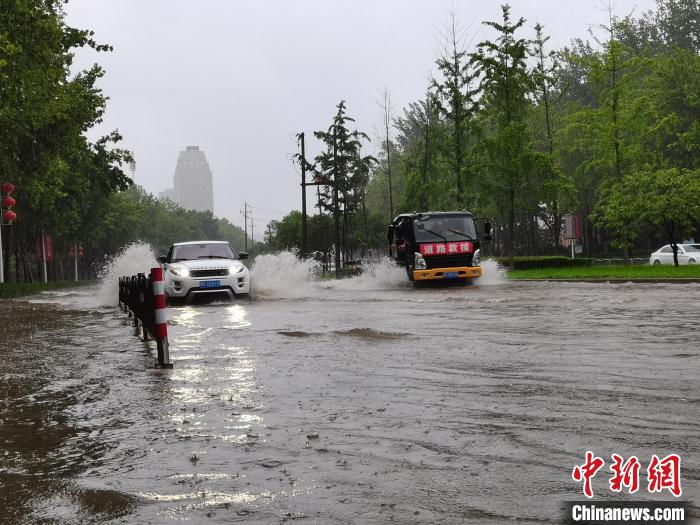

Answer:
[241,202,248,251]
[248,204,287,215]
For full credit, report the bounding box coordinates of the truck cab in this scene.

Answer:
[387,211,489,284]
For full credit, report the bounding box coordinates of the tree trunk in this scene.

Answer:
[332,128,341,277]
[508,186,515,268]
[14,236,20,282]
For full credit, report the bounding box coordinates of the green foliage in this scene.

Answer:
[471,5,552,263]
[90,186,248,259]
[0,0,132,280]
[6,0,693,271]
[313,101,374,217]
[594,167,700,264]
[431,11,480,203]
[266,0,699,263]
[312,101,375,267]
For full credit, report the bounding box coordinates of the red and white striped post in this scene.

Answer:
[151,267,173,368]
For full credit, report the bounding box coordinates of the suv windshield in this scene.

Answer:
[172,243,236,261]
[413,216,477,243]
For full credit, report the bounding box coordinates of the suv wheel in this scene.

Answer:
[653,260,661,265]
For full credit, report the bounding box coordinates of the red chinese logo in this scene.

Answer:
[419,242,473,256]
[648,454,682,497]
[572,451,605,498]
[572,452,682,498]
[609,454,640,493]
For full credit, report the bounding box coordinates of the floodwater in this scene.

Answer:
[1,251,699,524]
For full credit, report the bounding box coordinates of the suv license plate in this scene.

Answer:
[200,280,221,288]
[444,272,459,279]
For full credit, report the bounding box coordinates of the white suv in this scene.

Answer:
[159,241,250,303]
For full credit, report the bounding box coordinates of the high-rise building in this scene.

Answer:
[172,146,214,213]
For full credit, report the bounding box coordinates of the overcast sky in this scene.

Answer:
[65,0,655,234]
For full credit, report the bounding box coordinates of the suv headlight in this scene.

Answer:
[170,267,190,277]
[414,252,427,270]
[229,265,246,274]
[472,249,481,266]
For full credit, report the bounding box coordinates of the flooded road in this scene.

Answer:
[1,260,699,524]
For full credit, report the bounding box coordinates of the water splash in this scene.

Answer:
[24,243,157,309]
[324,258,409,291]
[477,258,508,286]
[249,252,511,298]
[250,252,409,299]
[94,243,158,306]
[26,248,505,309]
[250,252,320,299]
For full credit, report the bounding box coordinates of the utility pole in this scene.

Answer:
[243,202,248,251]
[332,126,341,278]
[299,132,308,258]
[74,242,78,282]
[41,232,47,283]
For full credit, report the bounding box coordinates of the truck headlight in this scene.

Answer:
[414,252,427,270]
[472,249,481,266]
[170,267,190,277]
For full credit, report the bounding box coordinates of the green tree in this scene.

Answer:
[594,168,700,265]
[431,11,480,207]
[471,4,547,265]
[394,86,446,213]
[313,101,374,273]
[530,23,574,250]
[0,0,131,280]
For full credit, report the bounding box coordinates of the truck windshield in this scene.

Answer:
[414,216,477,243]
[172,243,236,261]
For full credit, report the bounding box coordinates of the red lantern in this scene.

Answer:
[2,196,16,208]
[2,182,15,195]
[3,210,17,224]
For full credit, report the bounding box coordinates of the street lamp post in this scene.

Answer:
[1,182,18,284]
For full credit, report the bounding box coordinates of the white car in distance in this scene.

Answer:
[159,241,250,303]
[649,244,700,265]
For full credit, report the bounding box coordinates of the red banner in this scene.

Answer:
[574,214,584,239]
[35,234,54,262]
[419,241,473,256]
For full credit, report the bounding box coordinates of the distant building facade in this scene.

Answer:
[167,146,214,213]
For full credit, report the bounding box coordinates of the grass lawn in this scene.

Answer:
[0,280,93,299]
[508,264,700,280]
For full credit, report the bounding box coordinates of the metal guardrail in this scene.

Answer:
[592,257,650,265]
[118,267,172,368]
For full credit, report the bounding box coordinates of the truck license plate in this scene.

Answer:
[200,280,221,288]
[444,272,459,279]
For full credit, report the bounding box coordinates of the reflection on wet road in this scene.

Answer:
[1,280,699,524]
